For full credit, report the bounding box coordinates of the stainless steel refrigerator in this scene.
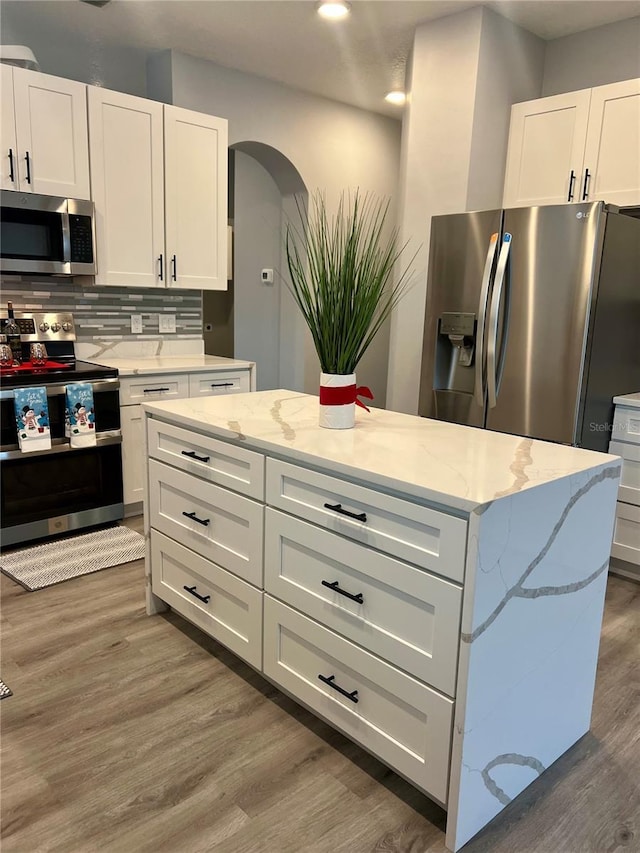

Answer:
[418,202,639,452]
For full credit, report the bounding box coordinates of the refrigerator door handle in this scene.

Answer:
[474,232,500,408]
[487,233,512,409]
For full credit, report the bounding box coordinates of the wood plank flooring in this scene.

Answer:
[1,518,639,852]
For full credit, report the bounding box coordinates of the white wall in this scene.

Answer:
[151,50,401,404]
[543,16,640,96]
[387,7,544,415]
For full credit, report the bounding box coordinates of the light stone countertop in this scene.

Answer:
[613,392,640,409]
[85,354,255,376]
[142,389,620,513]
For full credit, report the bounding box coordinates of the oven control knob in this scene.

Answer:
[38,322,49,332]
[50,323,61,332]
[62,322,72,332]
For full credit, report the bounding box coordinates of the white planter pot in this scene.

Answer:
[319,373,356,429]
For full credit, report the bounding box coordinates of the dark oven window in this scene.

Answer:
[1,443,123,529]
[0,207,64,262]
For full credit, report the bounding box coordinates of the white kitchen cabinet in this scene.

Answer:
[608,393,640,582]
[503,79,640,208]
[87,88,165,287]
[87,87,228,290]
[164,106,228,290]
[121,403,145,506]
[1,66,90,198]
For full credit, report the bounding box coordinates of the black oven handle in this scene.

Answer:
[0,432,122,462]
[0,378,120,401]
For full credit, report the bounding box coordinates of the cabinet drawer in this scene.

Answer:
[608,441,640,507]
[120,374,189,405]
[612,407,640,447]
[266,458,467,583]
[265,508,461,696]
[263,596,453,804]
[148,418,264,500]
[149,459,263,586]
[188,370,251,397]
[151,531,262,669]
[611,501,640,566]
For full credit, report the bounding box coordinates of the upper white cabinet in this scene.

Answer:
[1,66,90,199]
[88,87,228,290]
[164,106,228,290]
[503,78,640,208]
[88,88,165,287]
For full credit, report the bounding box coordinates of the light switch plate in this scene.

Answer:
[158,313,176,333]
[130,314,143,334]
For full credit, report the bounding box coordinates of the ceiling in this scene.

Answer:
[2,0,640,117]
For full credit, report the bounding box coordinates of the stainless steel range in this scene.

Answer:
[0,312,123,547]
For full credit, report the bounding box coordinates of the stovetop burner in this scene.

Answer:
[0,359,68,375]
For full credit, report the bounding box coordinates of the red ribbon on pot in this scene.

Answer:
[319,384,374,412]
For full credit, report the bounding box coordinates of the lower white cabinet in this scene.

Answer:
[121,404,145,506]
[608,396,640,580]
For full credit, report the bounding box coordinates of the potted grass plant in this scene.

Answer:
[286,190,413,428]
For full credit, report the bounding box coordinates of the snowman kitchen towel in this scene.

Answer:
[14,387,52,453]
[65,383,97,447]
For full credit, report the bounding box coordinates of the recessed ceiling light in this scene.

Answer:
[385,91,407,106]
[317,1,351,21]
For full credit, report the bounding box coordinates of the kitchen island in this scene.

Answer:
[141,390,620,851]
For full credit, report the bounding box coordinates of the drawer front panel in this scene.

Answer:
[151,530,262,669]
[263,596,453,804]
[611,501,640,566]
[265,508,461,696]
[266,458,467,583]
[149,459,263,586]
[148,418,264,500]
[612,407,640,446]
[188,370,251,397]
[608,441,640,507]
[120,374,190,405]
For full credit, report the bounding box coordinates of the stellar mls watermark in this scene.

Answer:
[589,421,638,433]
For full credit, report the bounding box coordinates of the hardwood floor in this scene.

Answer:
[1,519,639,852]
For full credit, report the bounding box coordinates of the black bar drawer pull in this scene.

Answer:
[183,585,210,604]
[171,254,177,281]
[581,168,591,200]
[158,254,164,281]
[182,510,210,527]
[211,382,234,388]
[8,148,15,183]
[324,502,367,523]
[567,169,576,202]
[181,449,210,463]
[143,387,170,393]
[321,579,364,604]
[25,151,31,184]
[318,674,359,704]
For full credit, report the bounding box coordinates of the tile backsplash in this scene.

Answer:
[0,277,203,342]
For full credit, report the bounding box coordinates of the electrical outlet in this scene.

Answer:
[158,313,176,333]
[130,314,143,334]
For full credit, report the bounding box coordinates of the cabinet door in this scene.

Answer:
[121,405,145,506]
[1,66,18,190]
[12,68,90,199]
[164,105,228,291]
[503,90,591,208]
[88,87,165,287]
[582,79,640,206]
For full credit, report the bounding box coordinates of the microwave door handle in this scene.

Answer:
[487,233,512,409]
[475,232,499,408]
[61,206,72,272]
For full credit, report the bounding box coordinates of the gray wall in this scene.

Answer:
[543,16,640,96]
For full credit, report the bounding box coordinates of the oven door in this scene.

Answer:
[1,439,124,547]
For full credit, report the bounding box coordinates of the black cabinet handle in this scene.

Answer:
[318,674,359,703]
[211,382,234,388]
[25,151,31,184]
[143,387,170,393]
[171,254,177,281]
[8,148,15,183]
[158,254,164,281]
[182,510,210,527]
[567,169,576,202]
[581,168,591,201]
[321,579,364,604]
[181,449,210,463]
[183,585,210,604]
[324,502,367,523]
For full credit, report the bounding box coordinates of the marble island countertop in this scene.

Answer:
[84,354,254,376]
[613,392,640,409]
[142,389,620,513]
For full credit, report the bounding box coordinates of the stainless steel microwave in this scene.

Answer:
[0,190,96,276]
